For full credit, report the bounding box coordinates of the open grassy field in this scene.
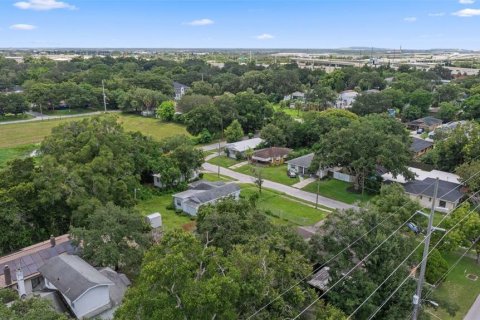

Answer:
[272,104,306,118]
[0,113,189,148]
[0,144,37,168]
[234,163,300,186]
[240,185,328,225]
[428,251,480,319]
[302,178,374,204]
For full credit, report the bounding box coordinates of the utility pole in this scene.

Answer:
[102,80,107,113]
[315,177,320,209]
[412,178,439,320]
[217,118,223,178]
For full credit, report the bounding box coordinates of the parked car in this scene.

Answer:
[416,128,424,134]
[406,222,421,234]
[287,169,297,178]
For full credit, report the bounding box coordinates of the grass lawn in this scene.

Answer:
[428,251,480,320]
[234,163,300,186]
[135,192,194,232]
[201,172,234,182]
[0,113,189,148]
[302,178,374,204]
[0,114,34,123]
[0,144,37,168]
[272,104,306,118]
[117,114,190,141]
[43,108,99,116]
[207,155,241,168]
[240,185,328,226]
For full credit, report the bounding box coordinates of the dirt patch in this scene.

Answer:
[467,274,478,281]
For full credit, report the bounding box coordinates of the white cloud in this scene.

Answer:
[185,19,214,26]
[459,0,475,4]
[428,12,445,16]
[10,24,37,30]
[403,16,417,22]
[256,33,274,40]
[14,0,75,11]
[452,8,480,16]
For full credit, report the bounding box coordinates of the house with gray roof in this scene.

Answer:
[407,116,443,132]
[225,138,263,159]
[402,178,464,213]
[39,254,130,319]
[286,153,328,178]
[173,181,241,216]
[173,82,190,101]
[410,137,433,158]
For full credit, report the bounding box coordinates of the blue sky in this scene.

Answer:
[0,0,479,49]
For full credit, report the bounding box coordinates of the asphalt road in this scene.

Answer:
[0,110,120,125]
[202,162,354,211]
[464,294,480,320]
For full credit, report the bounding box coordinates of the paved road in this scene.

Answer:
[201,141,226,152]
[0,110,120,125]
[465,294,480,320]
[202,162,353,210]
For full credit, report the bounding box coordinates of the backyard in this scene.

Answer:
[234,163,300,186]
[428,251,480,319]
[302,178,374,204]
[0,144,37,168]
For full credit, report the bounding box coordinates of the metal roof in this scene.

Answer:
[225,138,263,153]
[39,255,113,302]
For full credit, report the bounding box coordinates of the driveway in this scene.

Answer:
[201,141,226,152]
[465,294,480,320]
[202,162,353,210]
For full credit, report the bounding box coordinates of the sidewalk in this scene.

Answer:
[292,177,316,189]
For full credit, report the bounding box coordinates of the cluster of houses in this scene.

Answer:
[0,215,164,319]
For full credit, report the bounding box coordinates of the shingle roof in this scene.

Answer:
[173,82,189,91]
[410,138,433,153]
[0,234,74,288]
[253,147,292,159]
[39,255,113,302]
[307,267,330,291]
[190,183,240,205]
[403,178,464,202]
[408,116,442,127]
[286,153,315,169]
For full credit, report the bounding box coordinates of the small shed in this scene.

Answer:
[145,213,162,229]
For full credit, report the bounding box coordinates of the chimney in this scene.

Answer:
[16,268,26,299]
[50,235,56,247]
[4,265,12,286]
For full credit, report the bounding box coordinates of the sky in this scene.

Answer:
[0,0,479,49]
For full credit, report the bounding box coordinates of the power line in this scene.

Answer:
[364,204,480,320]
[287,170,480,320]
[247,179,439,319]
[346,190,480,319]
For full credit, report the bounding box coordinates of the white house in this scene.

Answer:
[172,181,241,216]
[225,138,263,159]
[335,90,358,109]
[39,255,116,319]
[173,82,190,101]
[286,153,328,178]
[402,178,464,213]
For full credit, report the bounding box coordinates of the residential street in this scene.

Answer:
[202,162,354,210]
[464,294,480,320]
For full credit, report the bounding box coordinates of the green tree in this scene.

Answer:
[156,100,175,121]
[0,93,27,115]
[434,84,461,104]
[456,160,480,193]
[313,115,412,191]
[351,92,393,116]
[234,89,273,133]
[260,123,286,147]
[185,104,222,136]
[443,203,480,263]
[425,248,449,284]
[115,230,316,320]
[438,101,459,122]
[463,94,480,120]
[213,92,239,127]
[190,81,217,96]
[70,202,151,275]
[0,292,68,320]
[176,94,213,113]
[407,89,432,113]
[402,104,424,121]
[224,119,244,143]
[306,84,337,111]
